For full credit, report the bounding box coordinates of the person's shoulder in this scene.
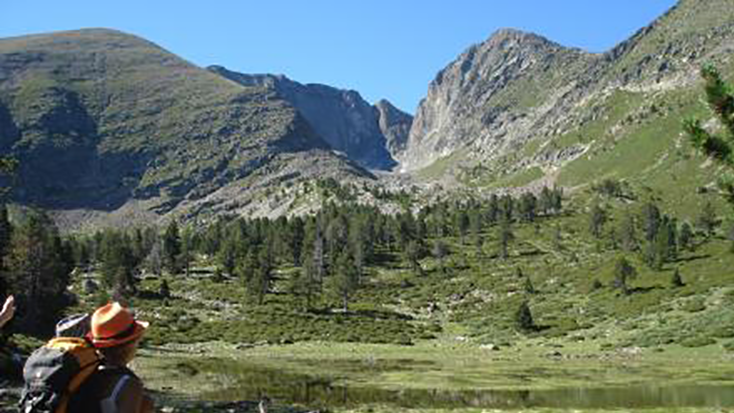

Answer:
[100,365,142,386]
[99,367,145,412]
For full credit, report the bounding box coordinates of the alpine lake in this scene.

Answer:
[133,340,734,413]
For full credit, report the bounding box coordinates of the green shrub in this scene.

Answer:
[722,340,734,352]
[680,335,716,348]
[681,298,706,313]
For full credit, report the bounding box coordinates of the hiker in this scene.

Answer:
[68,302,155,413]
[0,295,21,380]
[0,295,14,329]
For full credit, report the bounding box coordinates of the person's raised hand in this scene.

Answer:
[0,295,15,328]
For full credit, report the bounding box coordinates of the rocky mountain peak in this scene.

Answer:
[485,28,561,50]
[374,99,413,157]
[209,65,403,170]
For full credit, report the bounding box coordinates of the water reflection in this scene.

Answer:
[171,358,734,410]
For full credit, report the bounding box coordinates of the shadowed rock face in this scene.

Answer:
[374,99,413,158]
[0,29,361,220]
[208,66,412,170]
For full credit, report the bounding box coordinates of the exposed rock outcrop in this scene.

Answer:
[208,66,412,170]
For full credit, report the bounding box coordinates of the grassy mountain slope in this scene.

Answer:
[0,29,371,229]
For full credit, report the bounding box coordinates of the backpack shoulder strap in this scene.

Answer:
[47,337,101,413]
[69,365,140,413]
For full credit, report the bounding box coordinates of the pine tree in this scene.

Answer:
[641,202,661,243]
[5,211,71,333]
[145,239,163,276]
[613,257,637,295]
[696,201,718,238]
[500,195,514,222]
[0,157,17,202]
[456,209,470,245]
[487,194,500,224]
[671,268,685,288]
[498,218,514,259]
[327,251,359,312]
[99,231,137,295]
[162,220,181,275]
[551,186,563,214]
[589,203,607,239]
[519,193,537,223]
[288,268,319,311]
[516,301,536,332]
[159,279,171,298]
[0,203,11,274]
[469,209,483,256]
[539,186,553,216]
[684,64,734,206]
[405,240,424,276]
[179,225,194,276]
[432,240,449,274]
[289,217,305,266]
[679,222,694,251]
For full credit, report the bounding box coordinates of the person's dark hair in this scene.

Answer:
[99,339,138,366]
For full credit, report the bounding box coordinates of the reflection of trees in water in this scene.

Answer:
[182,359,734,409]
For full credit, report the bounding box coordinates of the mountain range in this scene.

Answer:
[0,0,732,229]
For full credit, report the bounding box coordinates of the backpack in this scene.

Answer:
[19,314,101,413]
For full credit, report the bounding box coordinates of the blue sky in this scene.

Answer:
[1,1,676,113]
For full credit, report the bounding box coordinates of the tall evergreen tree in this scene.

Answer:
[519,193,537,223]
[613,257,637,295]
[405,240,424,276]
[432,240,449,274]
[456,209,470,245]
[684,64,734,206]
[499,195,514,223]
[327,251,359,312]
[679,221,694,251]
[487,194,500,224]
[641,202,661,243]
[516,301,536,332]
[696,201,718,238]
[498,218,514,259]
[0,203,11,297]
[620,213,638,252]
[99,231,137,295]
[162,220,182,274]
[289,217,305,266]
[288,268,319,311]
[179,225,195,276]
[469,209,483,256]
[589,203,607,239]
[539,186,553,216]
[5,211,71,333]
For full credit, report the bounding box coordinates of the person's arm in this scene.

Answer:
[0,296,15,329]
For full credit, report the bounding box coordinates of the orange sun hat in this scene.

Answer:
[89,302,149,348]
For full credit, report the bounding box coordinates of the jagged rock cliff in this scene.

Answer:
[400,0,734,181]
[208,66,412,170]
[399,28,594,172]
[374,99,413,157]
